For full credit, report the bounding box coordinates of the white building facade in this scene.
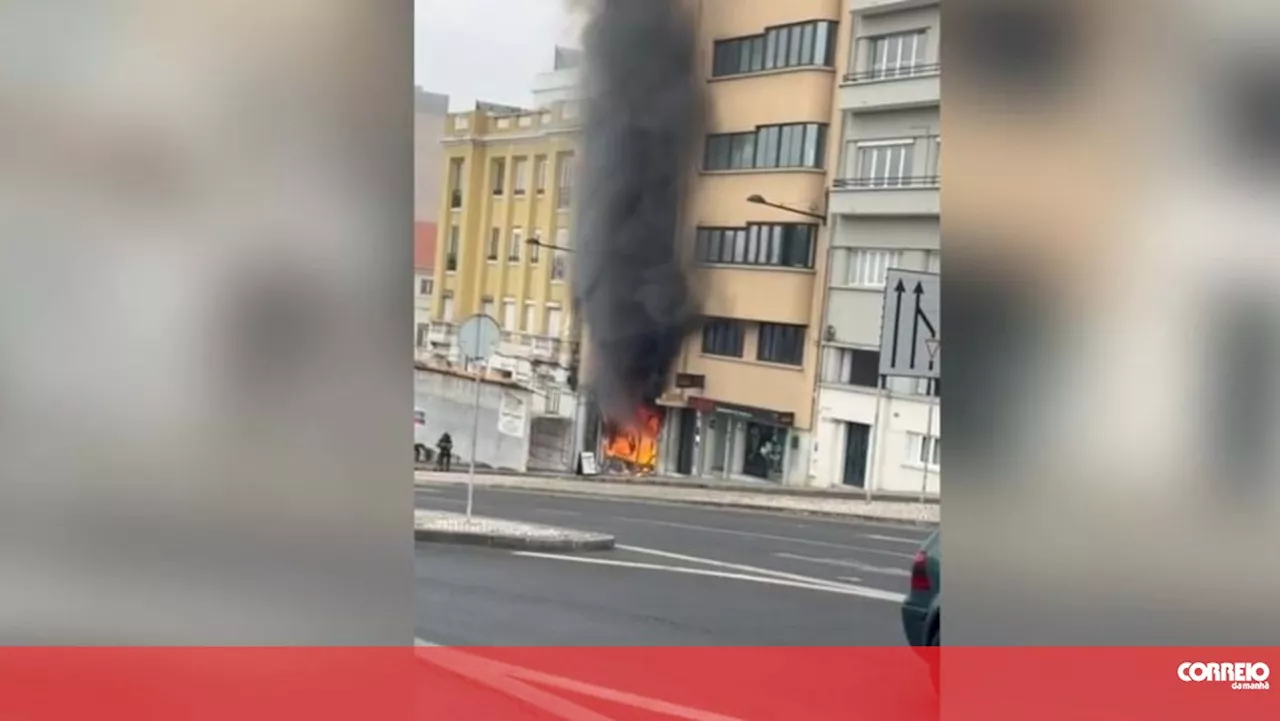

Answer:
[812,0,940,496]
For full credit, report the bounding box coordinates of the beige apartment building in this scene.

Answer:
[652,0,848,485]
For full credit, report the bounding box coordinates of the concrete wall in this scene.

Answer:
[413,368,532,472]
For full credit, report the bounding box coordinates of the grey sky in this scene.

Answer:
[414,0,581,111]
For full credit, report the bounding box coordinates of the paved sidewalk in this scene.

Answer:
[414,509,616,551]
[416,472,940,525]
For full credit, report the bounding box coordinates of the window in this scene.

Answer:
[869,31,928,80]
[441,294,454,322]
[821,347,880,387]
[448,158,464,208]
[534,156,548,193]
[482,299,495,319]
[709,20,836,78]
[487,228,500,260]
[551,228,569,281]
[556,153,574,209]
[757,323,806,366]
[491,158,506,195]
[908,432,941,470]
[701,318,745,357]
[416,323,431,348]
[418,277,433,296]
[856,140,914,187]
[914,377,941,397]
[502,299,517,331]
[530,230,542,263]
[546,306,563,337]
[524,303,537,332]
[845,249,902,287]
[705,123,826,171]
[446,226,459,271]
[697,224,817,268]
[512,157,528,195]
[509,228,523,262]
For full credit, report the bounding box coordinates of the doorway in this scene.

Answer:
[742,422,786,481]
[842,422,871,487]
[675,408,697,475]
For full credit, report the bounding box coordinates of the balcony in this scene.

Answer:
[839,64,940,112]
[427,322,457,347]
[449,189,462,209]
[830,175,939,217]
[851,0,939,14]
[445,254,458,272]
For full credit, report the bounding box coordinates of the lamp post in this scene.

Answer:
[746,194,827,225]
[524,236,583,473]
[746,193,831,488]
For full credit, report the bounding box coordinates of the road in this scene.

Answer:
[415,483,932,647]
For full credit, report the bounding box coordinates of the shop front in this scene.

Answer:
[689,397,796,484]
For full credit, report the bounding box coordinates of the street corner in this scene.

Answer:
[413,509,616,552]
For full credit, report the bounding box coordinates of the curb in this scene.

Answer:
[415,480,939,527]
[417,467,939,505]
[413,526,616,552]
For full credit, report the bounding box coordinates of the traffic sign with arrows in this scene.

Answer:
[878,269,940,379]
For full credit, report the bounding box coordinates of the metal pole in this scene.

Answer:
[466,361,481,518]
[865,374,886,501]
[920,378,937,504]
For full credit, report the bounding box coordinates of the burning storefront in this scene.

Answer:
[599,404,662,474]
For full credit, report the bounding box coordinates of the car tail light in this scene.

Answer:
[910,550,931,591]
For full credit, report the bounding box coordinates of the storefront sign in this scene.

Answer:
[688,397,794,427]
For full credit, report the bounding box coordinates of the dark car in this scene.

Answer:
[902,530,940,687]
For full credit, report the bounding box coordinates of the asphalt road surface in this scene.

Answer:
[415,483,933,647]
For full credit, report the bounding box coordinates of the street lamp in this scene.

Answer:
[526,237,575,253]
[746,194,827,224]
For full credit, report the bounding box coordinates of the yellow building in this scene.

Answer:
[429,101,581,370]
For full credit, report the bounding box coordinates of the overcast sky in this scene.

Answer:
[414,0,581,111]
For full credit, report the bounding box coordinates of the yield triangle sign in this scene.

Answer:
[925,337,941,360]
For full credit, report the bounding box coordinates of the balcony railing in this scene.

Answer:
[445,254,458,272]
[556,188,572,210]
[832,175,940,190]
[843,62,939,84]
[449,189,462,209]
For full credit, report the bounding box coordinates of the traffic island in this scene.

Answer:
[414,510,615,552]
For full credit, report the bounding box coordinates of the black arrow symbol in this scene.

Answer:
[890,279,907,368]
[910,281,937,369]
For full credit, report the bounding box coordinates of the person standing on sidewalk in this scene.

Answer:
[435,432,453,472]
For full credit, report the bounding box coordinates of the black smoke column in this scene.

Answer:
[573,0,705,426]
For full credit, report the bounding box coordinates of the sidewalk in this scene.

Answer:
[415,471,940,525]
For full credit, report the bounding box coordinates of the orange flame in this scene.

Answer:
[602,405,662,472]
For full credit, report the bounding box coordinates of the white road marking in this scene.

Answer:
[414,637,746,721]
[862,533,926,545]
[773,552,911,578]
[616,544,906,602]
[607,517,916,558]
[511,552,904,602]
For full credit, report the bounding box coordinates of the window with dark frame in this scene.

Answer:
[757,323,806,366]
[530,231,542,263]
[712,21,837,78]
[704,123,827,171]
[701,318,746,358]
[696,224,817,269]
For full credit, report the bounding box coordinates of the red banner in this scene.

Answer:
[0,647,1274,719]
